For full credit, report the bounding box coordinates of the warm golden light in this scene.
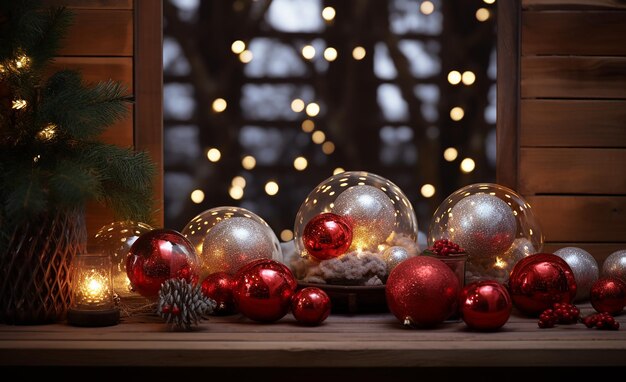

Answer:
[476,8,490,22]
[280,229,294,242]
[293,156,308,171]
[232,176,246,188]
[229,185,244,200]
[450,106,465,121]
[447,70,461,85]
[322,6,336,21]
[242,155,256,170]
[420,184,436,198]
[231,40,246,54]
[312,130,326,144]
[301,119,315,132]
[494,257,507,269]
[462,71,476,85]
[265,181,279,196]
[460,158,476,173]
[322,141,335,154]
[420,1,434,15]
[207,148,222,162]
[305,102,320,117]
[12,99,27,109]
[291,98,305,112]
[37,124,57,141]
[15,54,30,69]
[333,167,345,175]
[212,98,227,112]
[302,45,316,60]
[352,46,366,60]
[324,47,338,62]
[239,50,253,63]
[190,189,205,204]
[483,0,496,4]
[443,147,458,162]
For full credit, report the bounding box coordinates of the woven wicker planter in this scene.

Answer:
[0,208,87,325]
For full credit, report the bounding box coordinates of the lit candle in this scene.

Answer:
[67,254,119,327]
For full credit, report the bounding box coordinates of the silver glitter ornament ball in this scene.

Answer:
[382,246,412,273]
[554,247,599,302]
[448,193,516,260]
[333,185,396,252]
[602,249,626,283]
[201,217,280,276]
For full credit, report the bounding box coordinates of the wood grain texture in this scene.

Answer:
[521,56,626,99]
[134,0,164,227]
[0,303,625,367]
[522,0,626,10]
[43,0,133,9]
[496,0,520,190]
[520,100,626,147]
[522,12,626,56]
[49,57,133,89]
[525,195,626,242]
[57,10,133,57]
[519,148,626,194]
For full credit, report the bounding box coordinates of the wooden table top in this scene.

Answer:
[0,303,625,368]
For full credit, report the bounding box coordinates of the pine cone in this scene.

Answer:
[157,278,216,330]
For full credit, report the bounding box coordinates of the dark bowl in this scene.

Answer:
[297,282,388,314]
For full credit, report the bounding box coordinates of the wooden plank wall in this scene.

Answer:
[498,0,626,265]
[43,0,163,244]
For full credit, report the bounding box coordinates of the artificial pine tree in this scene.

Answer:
[0,0,156,324]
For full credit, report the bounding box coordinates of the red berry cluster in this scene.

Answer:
[427,239,465,256]
[582,313,620,330]
[537,302,620,330]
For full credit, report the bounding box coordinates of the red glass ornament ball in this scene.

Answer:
[291,287,331,326]
[201,272,237,315]
[460,280,512,331]
[303,213,353,260]
[590,277,626,315]
[385,256,461,328]
[507,253,577,317]
[126,228,199,298]
[232,259,297,322]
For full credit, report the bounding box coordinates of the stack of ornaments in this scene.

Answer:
[94,207,332,329]
[288,171,420,286]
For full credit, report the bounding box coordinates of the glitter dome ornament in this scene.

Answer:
[601,249,626,282]
[553,247,599,302]
[428,183,543,284]
[94,220,154,298]
[293,171,419,285]
[508,253,577,317]
[126,229,200,299]
[382,246,412,273]
[181,206,282,278]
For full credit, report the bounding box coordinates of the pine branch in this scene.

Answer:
[2,165,47,221]
[48,159,102,208]
[40,70,132,140]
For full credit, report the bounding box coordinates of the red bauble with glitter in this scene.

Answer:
[385,256,460,328]
[126,229,199,298]
[303,213,353,260]
[232,259,297,322]
[590,277,626,315]
[507,253,577,317]
[201,272,236,315]
[460,280,512,331]
[291,287,331,326]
